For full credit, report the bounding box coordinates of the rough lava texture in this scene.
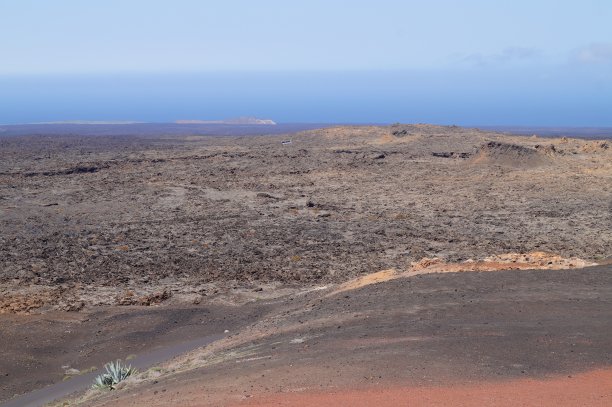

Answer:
[1,125,611,312]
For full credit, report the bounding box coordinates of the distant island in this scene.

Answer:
[33,120,144,125]
[176,116,276,125]
[12,117,277,126]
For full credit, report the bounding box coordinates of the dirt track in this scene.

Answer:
[0,301,275,402]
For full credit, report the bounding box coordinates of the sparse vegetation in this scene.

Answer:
[92,360,137,390]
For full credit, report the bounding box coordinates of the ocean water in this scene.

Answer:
[1,70,611,126]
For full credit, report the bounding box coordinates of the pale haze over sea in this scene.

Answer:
[1,1,611,126]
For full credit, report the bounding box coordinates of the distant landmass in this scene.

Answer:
[0,122,325,138]
[33,120,144,125]
[176,117,276,125]
[0,122,610,140]
[479,126,612,138]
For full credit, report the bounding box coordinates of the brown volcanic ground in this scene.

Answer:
[0,124,611,404]
[1,125,610,310]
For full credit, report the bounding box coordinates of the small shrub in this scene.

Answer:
[92,360,137,390]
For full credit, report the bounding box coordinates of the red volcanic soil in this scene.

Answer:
[239,369,612,407]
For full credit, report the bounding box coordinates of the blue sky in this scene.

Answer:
[1,1,611,125]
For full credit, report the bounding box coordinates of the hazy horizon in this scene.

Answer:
[1,1,611,126]
[2,69,612,127]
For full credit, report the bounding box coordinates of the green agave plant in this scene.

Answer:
[92,360,137,390]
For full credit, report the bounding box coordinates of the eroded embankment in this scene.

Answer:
[331,251,596,295]
[1,252,597,315]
